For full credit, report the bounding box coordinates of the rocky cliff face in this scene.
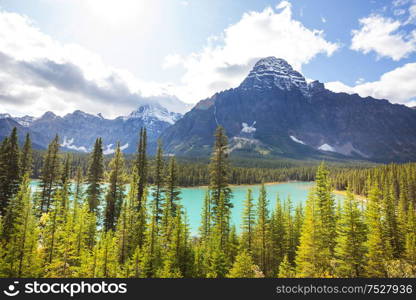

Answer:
[160,57,416,162]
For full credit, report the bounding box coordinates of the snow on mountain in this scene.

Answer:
[61,137,89,152]
[124,104,182,125]
[0,113,12,119]
[241,121,256,134]
[318,143,336,152]
[290,135,305,145]
[103,143,129,155]
[240,57,309,96]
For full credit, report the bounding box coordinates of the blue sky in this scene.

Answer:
[0,0,415,118]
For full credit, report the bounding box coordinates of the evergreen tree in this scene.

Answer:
[241,189,255,252]
[0,128,21,215]
[20,133,33,177]
[1,175,40,277]
[334,189,367,277]
[135,128,147,211]
[199,191,211,242]
[365,184,390,277]
[296,190,321,277]
[270,194,286,272]
[104,143,127,231]
[315,163,336,261]
[254,184,271,276]
[404,202,416,268]
[164,157,181,217]
[86,138,104,213]
[278,255,296,278]
[39,135,60,214]
[227,250,258,278]
[209,126,232,237]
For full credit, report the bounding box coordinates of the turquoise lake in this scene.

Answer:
[30,181,344,235]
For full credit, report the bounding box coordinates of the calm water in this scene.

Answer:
[30,181,344,235]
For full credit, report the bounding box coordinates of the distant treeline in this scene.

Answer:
[29,148,376,187]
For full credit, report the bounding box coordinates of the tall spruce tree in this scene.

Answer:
[104,143,127,231]
[0,128,21,216]
[296,190,321,277]
[209,126,232,246]
[39,135,61,214]
[254,184,271,276]
[365,184,390,277]
[241,189,255,252]
[334,189,367,277]
[20,133,33,177]
[135,128,147,211]
[86,138,104,213]
[199,191,211,242]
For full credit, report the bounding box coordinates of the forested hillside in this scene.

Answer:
[0,127,415,278]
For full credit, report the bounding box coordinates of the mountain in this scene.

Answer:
[1,103,183,154]
[160,57,416,162]
[0,118,48,149]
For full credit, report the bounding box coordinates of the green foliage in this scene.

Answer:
[86,138,104,213]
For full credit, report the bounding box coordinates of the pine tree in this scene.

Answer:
[150,140,165,252]
[271,194,287,272]
[241,189,255,252]
[86,138,104,213]
[72,166,84,222]
[382,183,403,258]
[1,175,41,277]
[296,190,321,277]
[334,189,367,277]
[20,133,33,177]
[365,184,390,277]
[135,128,147,211]
[104,143,127,231]
[227,250,257,278]
[404,202,416,268]
[40,191,65,266]
[0,128,21,216]
[278,255,296,278]
[199,191,211,242]
[315,163,336,261]
[254,184,271,276]
[164,157,181,217]
[209,126,232,239]
[127,168,146,250]
[39,135,61,214]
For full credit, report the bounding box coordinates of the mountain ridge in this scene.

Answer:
[160,57,416,162]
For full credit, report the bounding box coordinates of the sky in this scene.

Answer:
[0,0,416,118]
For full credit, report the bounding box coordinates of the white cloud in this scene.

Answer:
[321,16,327,23]
[0,9,181,118]
[164,1,339,103]
[351,14,416,60]
[326,62,416,106]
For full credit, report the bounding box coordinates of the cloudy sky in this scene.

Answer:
[0,0,416,118]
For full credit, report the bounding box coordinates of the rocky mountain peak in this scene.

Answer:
[239,57,309,96]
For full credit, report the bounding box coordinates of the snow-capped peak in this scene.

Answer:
[0,113,12,119]
[240,57,309,96]
[124,104,182,125]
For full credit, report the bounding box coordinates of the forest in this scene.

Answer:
[0,126,415,278]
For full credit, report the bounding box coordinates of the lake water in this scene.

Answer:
[30,181,344,235]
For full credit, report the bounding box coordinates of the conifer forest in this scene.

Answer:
[0,126,415,278]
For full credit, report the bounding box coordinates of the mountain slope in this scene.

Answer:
[1,103,182,154]
[160,57,416,162]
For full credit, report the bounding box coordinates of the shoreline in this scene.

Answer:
[333,189,367,201]
[180,180,307,189]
